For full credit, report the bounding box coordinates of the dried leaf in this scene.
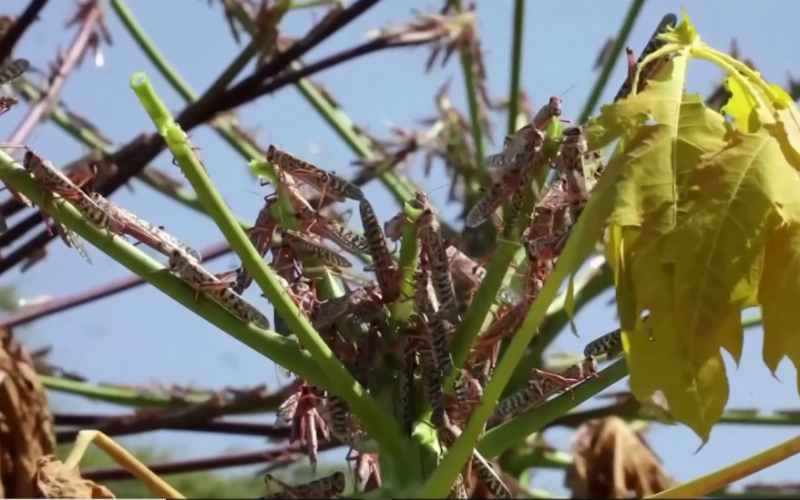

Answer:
[565,417,673,499]
[0,328,55,497]
[33,455,116,499]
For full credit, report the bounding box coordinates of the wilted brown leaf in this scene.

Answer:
[0,327,55,497]
[33,456,115,499]
[565,417,673,499]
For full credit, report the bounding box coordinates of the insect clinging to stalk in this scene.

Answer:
[266,145,364,204]
[167,249,270,329]
[359,198,399,302]
[281,229,353,269]
[416,193,460,323]
[295,205,369,254]
[613,13,678,102]
[92,193,202,261]
[583,327,624,360]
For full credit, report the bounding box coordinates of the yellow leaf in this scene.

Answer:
[759,222,800,378]
[626,312,729,444]
[565,274,578,336]
[767,85,800,168]
[717,310,744,367]
[606,223,637,331]
[665,131,774,351]
[721,77,760,133]
[658,8,699,46]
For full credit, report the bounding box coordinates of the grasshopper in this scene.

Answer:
[445,246,521,307]
[558,126,592,206]
[264,471,346,499]
[266,145,363,204]
[613,14,678,102]
[437,417,512,499]
[281,229,352,269]
[295,205,369,254]
[414,252,455,378]
[279,383,329,475]
[502,128,546,236]
[167,249,270,329]
[449,473,468,499]
[91,193,202,261]
[235,197,279,294]
[399,337,417,437]
[468,127,544,229]
[359,198,399,302]
[494,357,598,418]
[20,150,101,262]
[416,193,460,323]
[584,328,624,360]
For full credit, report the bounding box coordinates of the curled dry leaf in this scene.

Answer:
[33,456,115,499]
[0,327,55,497]
[565,417,673,499]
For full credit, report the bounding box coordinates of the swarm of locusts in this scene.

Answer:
[2,14,677,499]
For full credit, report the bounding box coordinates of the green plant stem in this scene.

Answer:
[447,240,519,382]
[129,74,405,457]
[451,0,487,185]
[40,376,213,408]
[577,0,646,123]
[502,448,573,476]
[223,2,420,205]
[109,0,262,160]
[0,153,328,386]
[478,359,629,459]
[506,0,525,136]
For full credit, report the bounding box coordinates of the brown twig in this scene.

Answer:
[0,241,231,327]
[232,24,442,109]
[0,0,50,64]
[7,1,102,144]
[0,0,382,274]
[81,441,342,480]
[201,0,383,115]
[55,413,290,442]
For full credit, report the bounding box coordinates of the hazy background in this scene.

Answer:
[2,0,798,495]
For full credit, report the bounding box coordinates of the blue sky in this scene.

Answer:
[2,0,800,495]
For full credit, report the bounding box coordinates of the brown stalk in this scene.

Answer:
[230,28,440,108]
[200,0,383,115]
[56,384,295,443]
[0,241,230,327]
[0,0,382,274]
[0,0,50,64]
[55,413,290,442]
[7,1,102,144]
[81,441,342,481]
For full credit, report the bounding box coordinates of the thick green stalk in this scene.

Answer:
[577,0,646,123]
[0,153,327,385]
[478,359,629,459]
[129,74,405,457]
[506,0,526,136]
